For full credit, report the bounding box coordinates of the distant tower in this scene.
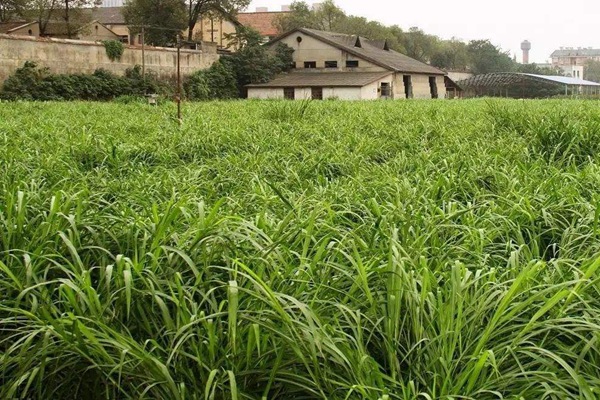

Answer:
[521,40,531,64]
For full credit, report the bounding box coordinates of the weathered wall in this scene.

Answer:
[393,73,446,99]
[323,87,361,100]
[247,88,284,99]
[276,32,386,72]
[0,34,219,83]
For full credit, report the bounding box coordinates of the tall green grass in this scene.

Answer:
[1,99,600,399]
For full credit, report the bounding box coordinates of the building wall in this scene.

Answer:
[275,32,386,72]
[248,88,284,99]
[324,87,361,100]
[7,23,39,37]
[392,73,445,99]
[0,34,219,83]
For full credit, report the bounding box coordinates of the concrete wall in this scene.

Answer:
[248,88,284,99]
[276,32,386,72]
[0,34,219,83]
[392,73,446,99]
[324,87,361,100]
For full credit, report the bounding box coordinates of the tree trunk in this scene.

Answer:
[65,0,71,38]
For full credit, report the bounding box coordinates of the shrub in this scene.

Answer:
[0,62,168,101]
[103,40,125,61]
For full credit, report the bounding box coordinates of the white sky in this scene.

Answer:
[247,0,600,63]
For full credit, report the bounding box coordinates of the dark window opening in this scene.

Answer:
[380,82,391,97]
[290,62,297,69]
[354,37,361,48]
[325,60,338,68]
[346,60,359,68]
[403,75,413,98]
[284,88,295,100]
[28,29,33,35]
[429,76,438,99]
[311,87,323,100]
[304,61,317,68]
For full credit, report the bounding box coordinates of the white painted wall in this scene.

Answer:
[323,87,362,100]
[247,88,284,99]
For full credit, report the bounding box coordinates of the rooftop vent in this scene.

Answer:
[383,39,389,51]
[354,36,361,48]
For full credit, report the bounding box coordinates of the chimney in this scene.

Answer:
[520,40,531,64]
[255,6,268,12]
[281,5,290,11]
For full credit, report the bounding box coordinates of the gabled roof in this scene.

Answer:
[0,21,30,34]
[91,7,126,25]
[268,27,446,75]
[246,71,392,87]
[6,19,119,38]
[551,48,600,58]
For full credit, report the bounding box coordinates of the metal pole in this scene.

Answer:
[177,35,182,123]
[141,26,145,80]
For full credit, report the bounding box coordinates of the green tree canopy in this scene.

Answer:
[584,60,600,82]
[123,0,187,46]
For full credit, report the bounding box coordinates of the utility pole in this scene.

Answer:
[141,26,145,79]
[177,34,182,124]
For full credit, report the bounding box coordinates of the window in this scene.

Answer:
[429,77,438,99]
[284,88,295,100]
[304,61,317,68]
[380,82,391,97]
[311,87,323,100]
[290,62,297,69]
[325,61,338,68]
[346,60,359,68]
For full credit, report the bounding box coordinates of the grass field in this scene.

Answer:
[1,99,600,399]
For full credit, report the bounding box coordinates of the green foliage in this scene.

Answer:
[467,40,516,74]
[184,59,237,100]
[123,0,187,46]
[103,40,125,61]
[0,62,167,101]
[219,27,295,97]
[1,100,600,399]
[584,60,600,82]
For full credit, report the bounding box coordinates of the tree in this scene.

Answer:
[123,0,187,46]
[0,0,29,22]
[430,39,469,71]
[584,60,600,83]
[400,27,438,62]
[275,1,313,33]
[467,40,515,74]
[185,0,250,41]
[223,27,294,96]
[61,0,100,38]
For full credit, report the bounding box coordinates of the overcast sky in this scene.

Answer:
[247,0,600,63]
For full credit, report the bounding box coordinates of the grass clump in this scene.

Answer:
[1,99,600,399]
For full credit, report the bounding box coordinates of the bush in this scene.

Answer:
[0,62,168,101]
[184,59,238,101]
[103,40,125,61]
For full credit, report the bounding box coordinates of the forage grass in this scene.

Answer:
[1,99,600,398]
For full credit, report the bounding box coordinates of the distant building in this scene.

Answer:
[247,28,451,100]
[0,20,120,41]
[541,46,600,79]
